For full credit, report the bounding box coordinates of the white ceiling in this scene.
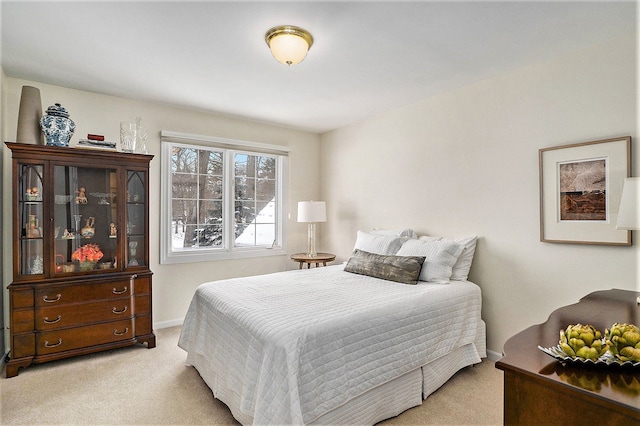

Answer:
[1,1,636,134]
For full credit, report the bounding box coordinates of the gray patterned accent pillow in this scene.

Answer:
[344,249,426,285]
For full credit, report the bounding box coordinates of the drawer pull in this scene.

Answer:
[112,286,128,295]
[44,338,62,348]
[43,294,61,303]
[112,306,128,315]
[114,327,129,336]
[43,315,62,324]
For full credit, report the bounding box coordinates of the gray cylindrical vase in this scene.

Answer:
[16,86,44,144]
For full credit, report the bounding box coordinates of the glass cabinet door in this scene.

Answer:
[53,165,118,274]
[19,164,44,276]
[126,170,146,267]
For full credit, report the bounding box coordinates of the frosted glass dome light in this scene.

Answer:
[265,25,314,66]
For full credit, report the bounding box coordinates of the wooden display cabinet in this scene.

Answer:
[5,142,155,378]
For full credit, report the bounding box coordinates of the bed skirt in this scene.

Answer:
[187,319,487,425]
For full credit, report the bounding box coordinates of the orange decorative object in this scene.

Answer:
[71,243,103,263]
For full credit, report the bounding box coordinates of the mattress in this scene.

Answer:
[179,265,484,425]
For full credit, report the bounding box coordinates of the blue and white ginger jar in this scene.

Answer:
[40,103,75,146]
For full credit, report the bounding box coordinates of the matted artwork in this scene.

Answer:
[539,137,631,245]
[559,159,606,221]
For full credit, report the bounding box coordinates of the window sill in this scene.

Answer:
[160,246,287,264]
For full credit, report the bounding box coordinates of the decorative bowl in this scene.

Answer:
[538,345,640,368]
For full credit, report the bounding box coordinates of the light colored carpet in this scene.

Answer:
[0,326,503,425]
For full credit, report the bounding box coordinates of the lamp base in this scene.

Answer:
[306,222,317,258]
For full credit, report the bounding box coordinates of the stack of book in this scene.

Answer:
[77,134,116,149]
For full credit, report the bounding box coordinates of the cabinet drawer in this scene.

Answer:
[36,319,134,355]
[136,315,152,336]
[12,309,34,333]
[35,298,132,331]
[134,276,150,294]
[11,288,34,309]
[12,333,35,359]
[35,280,132,306]
[135,294,150,316]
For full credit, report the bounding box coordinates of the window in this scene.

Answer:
[160,131,289,264]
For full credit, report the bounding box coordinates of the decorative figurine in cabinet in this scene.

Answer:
[5,142,155,378]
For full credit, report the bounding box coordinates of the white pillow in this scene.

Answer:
[371,228,418,239]
[354,231,407,255]
[419,235,477,281]
[396,239,464,283]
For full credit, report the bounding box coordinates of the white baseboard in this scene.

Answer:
[154,318,184,329]
[1,351,8,371]
[486,349,502,362]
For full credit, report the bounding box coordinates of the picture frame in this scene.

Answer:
[539,136,631,245]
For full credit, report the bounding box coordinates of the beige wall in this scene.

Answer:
[2,79,322,332]
[320,34,638,356]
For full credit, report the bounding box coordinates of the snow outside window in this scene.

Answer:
[160,133,288,264]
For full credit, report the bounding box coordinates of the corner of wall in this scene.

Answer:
[1,66,7,360]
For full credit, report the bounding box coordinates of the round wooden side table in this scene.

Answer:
[291,252,336,269]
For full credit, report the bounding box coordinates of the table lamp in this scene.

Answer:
[616,177,640,302]
[298,201,326,258]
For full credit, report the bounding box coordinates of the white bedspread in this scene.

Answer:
[178,265,483,425]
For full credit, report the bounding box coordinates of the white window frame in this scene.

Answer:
[160,131,289,264]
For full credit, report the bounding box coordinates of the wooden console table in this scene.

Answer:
[495,289,639,425]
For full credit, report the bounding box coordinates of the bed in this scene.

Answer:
[178,231,486,425]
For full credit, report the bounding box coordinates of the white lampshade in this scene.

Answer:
[265,25,313,66]
[298,201,326,223]
[617,177,640,230]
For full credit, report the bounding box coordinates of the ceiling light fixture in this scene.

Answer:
[265,25,313,66]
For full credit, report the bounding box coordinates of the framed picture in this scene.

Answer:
[539,136,631,245]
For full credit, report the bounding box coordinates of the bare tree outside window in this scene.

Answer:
[170,146,278,251]
[171,147,223,248]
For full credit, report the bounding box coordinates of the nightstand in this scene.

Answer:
[291,253,336,269]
